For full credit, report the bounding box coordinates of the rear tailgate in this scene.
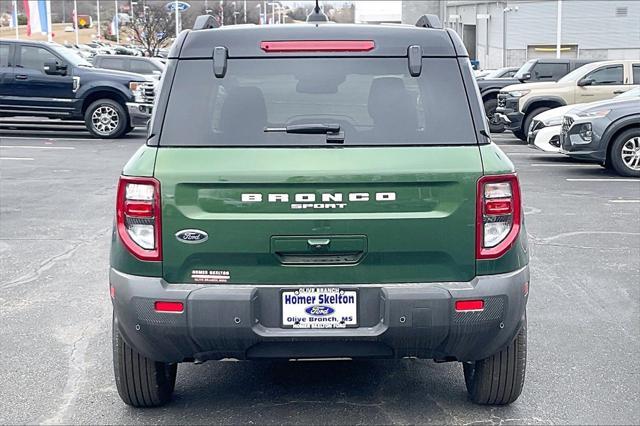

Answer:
[156,146,482,284]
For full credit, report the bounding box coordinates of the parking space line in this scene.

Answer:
[0,145,75,150]
[530,163,595,167]
[567,178,639,182]
[502,152,550,156]
[0,157,34,161]
[0,137,97,142]
[609,200,640,203]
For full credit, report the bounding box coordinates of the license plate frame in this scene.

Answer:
[280,287,359,329]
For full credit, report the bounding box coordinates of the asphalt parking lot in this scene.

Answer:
[1,123,639,425]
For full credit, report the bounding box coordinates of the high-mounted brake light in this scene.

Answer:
[476,174,521,260]
[260,40,375,53]
[116,176,162,261]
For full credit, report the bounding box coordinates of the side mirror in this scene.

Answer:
[578,77,594,87]
[517,72,531,83]
[44,61,67,76]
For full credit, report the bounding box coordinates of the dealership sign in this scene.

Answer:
[166,1,190,12]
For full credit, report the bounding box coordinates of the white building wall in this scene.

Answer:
[443,0,640,68]
[506,0,640,50]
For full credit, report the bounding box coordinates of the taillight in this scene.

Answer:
[476,174,521,260]
[116,176,162,261]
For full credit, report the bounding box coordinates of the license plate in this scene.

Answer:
[281,288,358,329]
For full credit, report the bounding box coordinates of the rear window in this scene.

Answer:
[98,57,126,70]
[159,58,477,146]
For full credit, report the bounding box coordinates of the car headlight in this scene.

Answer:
[570,123,593,145]
[542,117,563,126]
[129,81,146,103]
[577,109,610,118]
[507,90,531,98]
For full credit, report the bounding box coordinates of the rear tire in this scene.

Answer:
[84,99,128,139]
[113,314,177,407]
[512,128,526,141]
[484,98,505,133]
[609,129,640,177]
[463,317,527,405]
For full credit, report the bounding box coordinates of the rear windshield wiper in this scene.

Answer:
[264,124,344,143]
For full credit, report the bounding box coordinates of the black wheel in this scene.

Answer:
[512,128,526,141]
[463,317,527,405]
[519,107,550,142]
[113,313,177,407]
[484,98,505,133]
[84,99,128,139]
[609,128,640,177]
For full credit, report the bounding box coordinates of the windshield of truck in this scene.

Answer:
[558,64,592,83]
[513,60,535,80]
[160,58,477,146]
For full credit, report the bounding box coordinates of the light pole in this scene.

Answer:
[12,0,19,39]
[97,0,101,39]
[556,0,562,59]
[233,1,237,25]
[243,0,247,23]
[502,4,518,67]
[174,0,180,35]
[74,0,79,45]
[114,0,119,44]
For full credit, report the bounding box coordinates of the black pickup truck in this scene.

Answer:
[0,39,155,138]
[479,58,594,133]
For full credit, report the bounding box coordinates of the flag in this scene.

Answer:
[109,13,119,36]
[23,0,49,36]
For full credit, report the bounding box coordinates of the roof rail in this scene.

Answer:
[193,15,220,30]
[415,14,442,29]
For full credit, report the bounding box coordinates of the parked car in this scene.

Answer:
[110,14,530,408]
[497,60,640,140]
[0,39,156,138]
[477,67,519,80]
[527,104,583,152]
[93,55,165,79]
[560,88,640,176]
[474,69,495,78]
[528,87,640,153]
[479,59,595,133]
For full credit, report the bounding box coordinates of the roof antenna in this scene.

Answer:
[306,0,329,22]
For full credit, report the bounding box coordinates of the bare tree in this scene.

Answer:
[129,4,175,56]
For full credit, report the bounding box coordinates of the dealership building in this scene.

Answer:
[402,0,640,69]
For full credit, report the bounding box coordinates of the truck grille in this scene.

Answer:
[140,81,156,104]
[497,94,507,108]
[562,116,574,134]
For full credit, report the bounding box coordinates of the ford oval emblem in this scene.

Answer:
[175,229,208,244]
[305,305,335,316]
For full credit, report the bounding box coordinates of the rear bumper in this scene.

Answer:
[110,266,529,363]
[125,102,153,127]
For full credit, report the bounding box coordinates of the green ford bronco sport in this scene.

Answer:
[110,13,530,407]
